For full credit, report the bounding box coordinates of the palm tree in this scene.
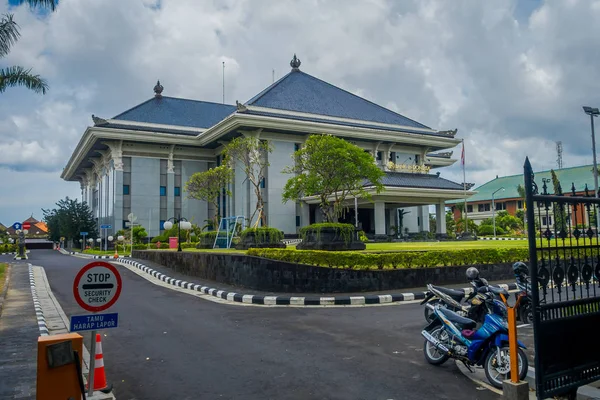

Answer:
[0,1,57,95]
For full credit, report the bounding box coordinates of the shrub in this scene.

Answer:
[247,247,531,270]
[477,225,505,236]
[300,223,355,244]
[240,227,283,244]
[2,244,17,253]
[358,231,369,243]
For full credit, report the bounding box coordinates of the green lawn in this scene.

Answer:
[0,263,7,293]
[364,241,529,252]
[146,248,246,254]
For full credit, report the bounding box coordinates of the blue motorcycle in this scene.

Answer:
[421,286,528,389]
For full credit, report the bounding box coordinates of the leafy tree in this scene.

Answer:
[516,184,526,200]
[42,197,97,243]
[550,169,567,233]
[1,1,56,95]
[223,136,272,227]
[282,135,384,222]
[184,165,234,229]
[445,210,456,236]
[456,218,478,234]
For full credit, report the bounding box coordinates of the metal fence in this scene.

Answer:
[524,158,600,399]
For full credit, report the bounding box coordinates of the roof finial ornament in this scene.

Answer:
[154,80,164,98]
[290,53,301,71]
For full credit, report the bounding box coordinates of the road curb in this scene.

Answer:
[114,257,518,306]
[28,263,49,336]
[68,251,130,259]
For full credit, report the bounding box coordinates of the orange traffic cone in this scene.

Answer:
[114,248,119,259]
[87,334,113,393]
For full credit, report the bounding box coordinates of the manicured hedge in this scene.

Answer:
[240,227,283,244]
[247,248,530,270]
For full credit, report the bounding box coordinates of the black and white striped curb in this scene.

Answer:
[282,238,302,245]
[478,237,527,241]
[67,251,130,259]
[28,264,48,336]
[116,257,519,306]
[1,252,16,255]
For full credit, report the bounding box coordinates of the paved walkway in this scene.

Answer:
[0,263,39,399]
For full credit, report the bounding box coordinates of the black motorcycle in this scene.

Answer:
[421,278,490,323]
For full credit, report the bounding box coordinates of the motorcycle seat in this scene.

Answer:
[438,307,477,329]
[431,285,465,299]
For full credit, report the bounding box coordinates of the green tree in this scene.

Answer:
[445,210,456,236]
[1,1,56,95]
[222,136,272,227]
[550,169,567,233]
[184,165,234,229]
[282,135,384,222]
[456,218,478,234]
[42,197,97,243]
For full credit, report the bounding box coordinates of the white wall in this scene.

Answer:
[266,141,297,234]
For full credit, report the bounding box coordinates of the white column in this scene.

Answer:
[374,201,386,235]
[436,200,446,234]
[300,202,310,228]
[421,205,430,232]
[388,207,397,235]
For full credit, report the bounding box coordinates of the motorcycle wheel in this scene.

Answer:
[424,299,440,323]
[519,302,533,325]
[484,346,528,389]
[423,326,450,366]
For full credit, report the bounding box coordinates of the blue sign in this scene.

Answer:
[100,224,112,229]
[80,232,88,236]
[11,222,22,230]
[70,313,118,332]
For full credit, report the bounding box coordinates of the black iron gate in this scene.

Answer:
[524,158,600,399]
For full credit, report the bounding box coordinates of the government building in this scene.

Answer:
[61,55,472,238]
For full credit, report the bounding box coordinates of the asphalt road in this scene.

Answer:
[30,250,498,400]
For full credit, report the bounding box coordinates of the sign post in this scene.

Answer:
[80,232,88,252]
[72,261,122,396]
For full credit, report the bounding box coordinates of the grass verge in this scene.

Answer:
[0,263,7,294]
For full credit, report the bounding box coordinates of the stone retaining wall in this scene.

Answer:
[132,250,516,293]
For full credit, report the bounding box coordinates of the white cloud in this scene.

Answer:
[1,0,600,223]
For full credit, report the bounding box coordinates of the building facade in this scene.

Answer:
[447,165,596,229]
[62,56,473,239]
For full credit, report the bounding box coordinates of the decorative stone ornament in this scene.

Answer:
[290,54,301,70]
[154,80,164,98]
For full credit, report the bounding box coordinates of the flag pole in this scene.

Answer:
[462,139,468,234]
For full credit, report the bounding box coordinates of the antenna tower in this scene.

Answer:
[556,141,563,169]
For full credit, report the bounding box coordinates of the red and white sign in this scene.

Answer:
[23,222,31,230]
[73,261,122,312]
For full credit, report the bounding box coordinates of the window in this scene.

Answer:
[495,202,506,211]
[123,185,130,195]
[517,200,524,209]
[174,187,181,197]
[160,186,166,196]
[467,205,473,213]
[376,151,382,161]
[260,178,266,189]
[123,220,128,229]
[294,143,300,152]
[160,220,166,230]
[478,203,491,212]
[296,216,301,227]
[415,154,420,164]
[542,216,553,226]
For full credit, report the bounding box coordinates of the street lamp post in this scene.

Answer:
[583,106,600,198]
[162,215,192,252]
[492,187,505,238]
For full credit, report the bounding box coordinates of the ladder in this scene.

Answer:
[213,216,245,249]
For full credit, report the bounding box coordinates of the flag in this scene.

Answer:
[461,140,465,165]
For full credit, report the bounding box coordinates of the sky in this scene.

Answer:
[1,0,600,225]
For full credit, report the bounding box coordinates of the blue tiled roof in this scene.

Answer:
[240,110,447,137]
[246,70,430,129]
[365,172,465,191]
[113,96,236,129]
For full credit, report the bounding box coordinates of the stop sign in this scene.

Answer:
[23,222,31,230]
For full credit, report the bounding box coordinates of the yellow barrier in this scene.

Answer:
[36,333,84,400]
